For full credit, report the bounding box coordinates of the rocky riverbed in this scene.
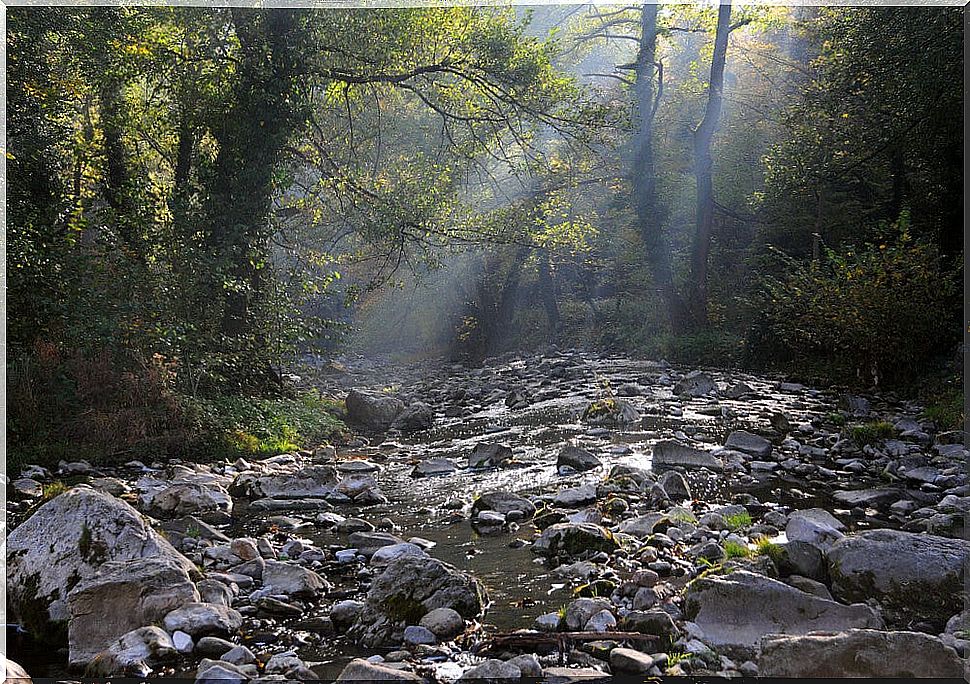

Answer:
[6,350,969,681]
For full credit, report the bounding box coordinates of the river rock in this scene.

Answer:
[541,666,611,683]
[346,390,406,431]
[349,531,406,557]
[658,471,691,501]
[652,440,722,471]
[832,488,901,507]
[67,556,199,666]
[418,607,464,640]
[411,459,457,478]
[336,658,423,682]
[785,508,845,551]
[827,529,970,624]
[724,431,772,458]
[195,659,252,684]
[471,491,536,520]
[582,398,640,424]
[467,443,514,468]
[674,371,715,397]
[393,403,434,433]
[621,609,681,639]
[6,487,198,637]
[85,626,176,677]
[564,598,612,630]
[459,658,521,682]
[371,543,428,567]
[759,629,964,677]
[348,555,488,647]
[618,513,668,537]
[554,483,598,508]
[233,465,336,499]
[143,482,232,517]
[683,570,882,653]
[610,648,655,675]
[4,659,31,683]
[163,603,243,637]
[532,523,619,557]
[557,445,602,473]
[403,625,437,646]
[262,559,329,598]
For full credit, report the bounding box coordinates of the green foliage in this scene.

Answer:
[749,215,959,385]
[921,388,964,431]
[666,651,690,668]
[42,481,69,501]
[826,412,848,427]
[723,540,751,559]
[648,330,744,367]
[848,421,896,446]
[724,511,752,531]
[184,391,347,459]
[753,536,784,563]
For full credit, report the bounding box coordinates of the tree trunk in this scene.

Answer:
[687,0,732,329]
[208,9,303,341]
[538,250,560,337]
[632,3,683,330]
[484,245,531,356]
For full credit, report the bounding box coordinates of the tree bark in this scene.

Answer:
[484,244,531,356]
[538,250,560,336]
[632,3,683,331]
[687,0,732,329]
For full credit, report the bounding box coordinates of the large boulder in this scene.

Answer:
[827,529,970,625]
[67,557,199,667]
[531,523,619,558]
[6,487,198,638]
[759,629,964,678]
[348,555,487,647]
[652,440,723,471]
[785,508,845,551]
[346,390,405,431]
[471,492,536,521]
[683,571,882,654]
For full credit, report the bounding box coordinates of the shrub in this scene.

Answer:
[748,213,959,385]
[848,420,896,446]
[723,540,751,559]
[754,536,784,563]
[724,511,752,531]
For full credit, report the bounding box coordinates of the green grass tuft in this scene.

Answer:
[753,536,784,563]
[723,540,751,559]
[724,511,752,531]
[848,420,896,446]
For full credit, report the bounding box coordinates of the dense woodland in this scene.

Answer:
[8,4,963,465]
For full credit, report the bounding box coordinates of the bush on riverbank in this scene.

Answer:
[8,345,347,470]
[746,216,959,387]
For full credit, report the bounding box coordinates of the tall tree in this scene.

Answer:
[687,0,732,328]
[632,3,681,329]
